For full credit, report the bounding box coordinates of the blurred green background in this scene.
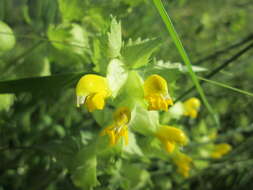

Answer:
[1,0,253,190]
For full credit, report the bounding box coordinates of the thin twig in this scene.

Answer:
[194,33,253,65]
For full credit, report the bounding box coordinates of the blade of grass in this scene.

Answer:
[152,0,219,126]
[0,72,87,94]
[198,76,253,97]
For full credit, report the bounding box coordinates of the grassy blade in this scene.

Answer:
[152,0,219,126]
[0,72,87,94]
[198,77,253,97]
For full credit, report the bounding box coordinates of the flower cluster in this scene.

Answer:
[75,72,216,178]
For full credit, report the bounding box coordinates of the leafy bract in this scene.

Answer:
[107,59,128,97]
[92,17,122,73]
[121,38,161,69]
[108,18,122,58]
[130,105,159,136]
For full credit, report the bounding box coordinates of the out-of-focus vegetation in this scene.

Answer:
[1,0,253,190]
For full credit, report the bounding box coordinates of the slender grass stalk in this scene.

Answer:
[152,0,219,126]
[198,77,253,97]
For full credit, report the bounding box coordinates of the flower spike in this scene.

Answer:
[76,74,111,112]
[144,74,173,111]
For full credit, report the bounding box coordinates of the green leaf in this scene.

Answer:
[58,0,88,22]
[106,59,128,97]
[0,21,16,52]
[121,38,161,69]
[0,72,86,94]
[26,0,58,30]
[47,23,89,55]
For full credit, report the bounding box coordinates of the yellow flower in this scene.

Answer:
[144,74,173,111]
[101,107,131,146]
[183,97,201,118]
[173,152,192,178]
[211,143,232,159]
[76,74,111,112]
[156,125,188,153]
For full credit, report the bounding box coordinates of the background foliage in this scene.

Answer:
[1,0,253,190]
